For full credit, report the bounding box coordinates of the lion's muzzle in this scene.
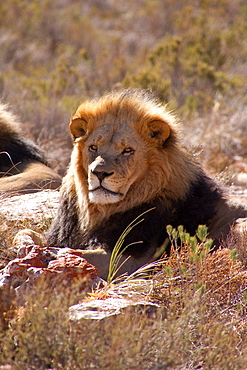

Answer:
[88,156,126,204]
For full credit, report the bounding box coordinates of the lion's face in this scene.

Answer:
[75,123,149,204]
[69,90,181,207]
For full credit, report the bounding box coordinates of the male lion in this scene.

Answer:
[46,89,247,279]
[0,104,61,193]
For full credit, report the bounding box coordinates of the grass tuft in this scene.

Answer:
[107,207,155,284]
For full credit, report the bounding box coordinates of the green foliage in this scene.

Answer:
[124,8,245,114]
[161,225,246,304]
[166,224,213,257]
[1,0,246,114]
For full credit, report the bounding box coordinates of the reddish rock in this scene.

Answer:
[0,246,101,298]
[43,254,99,290]
[4,259,29,277]
[4,246,51,276]
[48,255,98,278]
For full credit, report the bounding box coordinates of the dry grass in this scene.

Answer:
[1,226,247,369]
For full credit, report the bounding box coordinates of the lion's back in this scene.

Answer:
[0,104,61,193]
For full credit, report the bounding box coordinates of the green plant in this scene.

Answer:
[107,208,156,284]
[152,225,247,310]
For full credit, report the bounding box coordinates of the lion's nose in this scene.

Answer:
[92,170,114,182]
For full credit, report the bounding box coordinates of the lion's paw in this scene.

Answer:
[13,229,44,257]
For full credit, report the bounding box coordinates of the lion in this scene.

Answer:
[0,104,61,193]
[46,89,247,279]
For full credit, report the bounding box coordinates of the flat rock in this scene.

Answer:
[0,190,59,222]
[69,297,160,320]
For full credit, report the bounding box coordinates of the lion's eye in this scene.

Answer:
[122,147,134,155]
[89,144,98,152]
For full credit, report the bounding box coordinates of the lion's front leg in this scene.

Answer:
[72,248,111,280]
[75,249,151,281]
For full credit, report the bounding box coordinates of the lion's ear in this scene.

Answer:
[147,120,170,146]
[70,117,88,139]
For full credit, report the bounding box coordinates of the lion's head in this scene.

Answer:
[67,89,198,220]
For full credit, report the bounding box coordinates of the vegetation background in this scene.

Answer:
[0,0,247,369]
[0,0,246,179]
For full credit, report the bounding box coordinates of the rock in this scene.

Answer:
[0,243,158,322]
[233,173,247,186]
[234,217,247,233]
[69,297,160,320]
[0,245,104,303]
[0,189,59,223]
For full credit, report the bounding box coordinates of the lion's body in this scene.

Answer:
[0,104,61,193]
[46,90,247,279]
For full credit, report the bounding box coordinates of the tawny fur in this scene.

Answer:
[0,104,61,193]
[63,90,198,229]
[47,89,247,279]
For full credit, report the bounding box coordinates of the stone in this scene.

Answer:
[0,245,103,302]
[69,297,160,320]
